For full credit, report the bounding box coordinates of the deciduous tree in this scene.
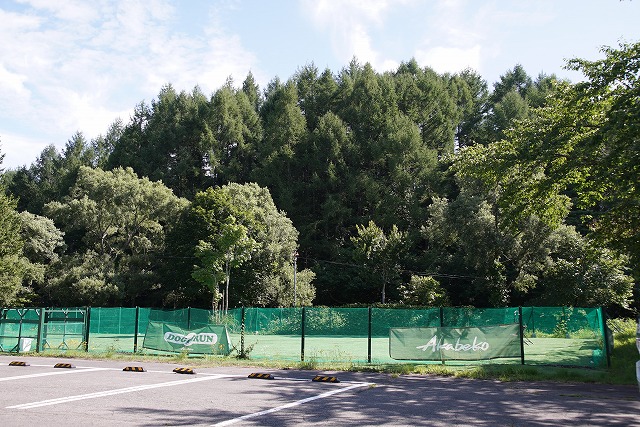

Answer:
[351,220,406,303]
[0,188,28,306]
[454,42,640,307]
[44,166,188,305]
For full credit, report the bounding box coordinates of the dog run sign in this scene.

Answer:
[389,324,521,361]
[143,321,231,355]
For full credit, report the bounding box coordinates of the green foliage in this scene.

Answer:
[7,132,107,216]
[3,50,636,310]
[193,212,257,313]
[305,307,347,334]
[606,318,640,384]
[447,43,639,309]
[0,190,29,306]
[421,186,633,308]
[528,227,634,308]
[398,276,449,307]
[231,339,255,359]
[190,183,314,309]
[107,85,218,198]
[454,42,640,308]
[210,83,263,184]
[450,68,489,148]
[263,318,299,335]
[351,221,406,303]
[43,166,188,306]
[16,211,65,304]
[45,251,120,306]
[19,212,65,264]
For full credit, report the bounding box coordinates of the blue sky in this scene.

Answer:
[1,0,639,169]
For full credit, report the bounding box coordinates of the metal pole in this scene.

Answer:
[37,308,45,352]
[600,307,611,367]
[241,306,246,357]
[133,306,140,353]
[368,307,372,363]
[519,306,525,365]
[84,307,91,352]
[301,307,306,362]
[17,309,24,353]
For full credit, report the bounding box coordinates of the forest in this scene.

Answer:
[0,42,638,315]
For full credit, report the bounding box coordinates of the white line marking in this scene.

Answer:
[28,364,119,370]
[212,383,372,426]
[0,367,110,382]
[15,364,239,376]
[7,374,229,409]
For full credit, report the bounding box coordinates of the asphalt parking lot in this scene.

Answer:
[0,356,638,426]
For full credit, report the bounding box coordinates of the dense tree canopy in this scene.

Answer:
[188,183,314,309]
[0,44,637,312]
[43,167,188,305]
[454,42,639,310]
[0,188,28,305]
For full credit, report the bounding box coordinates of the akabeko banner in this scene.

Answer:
[143,321,231,355]
[390,324,521,361]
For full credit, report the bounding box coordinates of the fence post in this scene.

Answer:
[301,307,306,362]
[16,309,24,352]
[187,306,192,329]
[133,306,140,353]
[240,306,245,357]
[84,306,91,352]
[439,306,444,326]
[37,308,45,352]
[518,306,525,365]
[599,307,611,367]
[367,307,372,363]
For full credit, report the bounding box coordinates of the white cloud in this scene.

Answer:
[309,0,393,25]
[52,88,132,138]
[302,0,410,71]
[0,0,260,168]
[422,1,558,78]
[0,64,29,99]
[0,131,50,169]
[415,45,482,74]
[15,0,98,22]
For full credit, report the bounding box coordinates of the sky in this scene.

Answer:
[1,0,639,169]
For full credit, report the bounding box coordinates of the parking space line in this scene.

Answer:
[14,364,243,377]
[7,374,230,409]
[212,382,373,426]
[27,364,117,369]
[0,367,110,382]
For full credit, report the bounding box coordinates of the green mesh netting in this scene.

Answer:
[442,307,518,327]
[42,308,87,350]
[243,307,301,335]
[372,308,440,337]
[87,307,145,352]
[0,306,607,367]
[0,308,40,352]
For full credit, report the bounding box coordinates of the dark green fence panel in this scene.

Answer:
[0,308,40,352]
[443,307,517,327]
[371,308,440,337]
[0,305,608,367]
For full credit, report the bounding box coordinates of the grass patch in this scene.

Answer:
[606,318,639,384]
